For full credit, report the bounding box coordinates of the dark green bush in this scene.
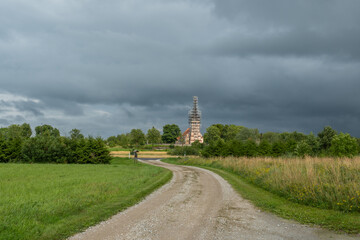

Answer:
[0,124,111,164]
[168,146,200,156]
[330,133,358,157]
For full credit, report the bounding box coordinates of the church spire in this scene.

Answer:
[189,96,201,124]
[188,96,203,144]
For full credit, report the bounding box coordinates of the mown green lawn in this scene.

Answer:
[0,158,172,240]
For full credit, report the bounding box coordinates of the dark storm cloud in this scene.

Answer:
[0,0,359,137]
[204,0,360,136]
[212,29,360,60]
[211,0,360,60]
[201,56,360,135]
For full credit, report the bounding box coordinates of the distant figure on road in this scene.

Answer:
[133,150,139,164]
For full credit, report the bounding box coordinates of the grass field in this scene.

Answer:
[0,158,172,240]
[163,157,360,233]
[108,147,131,151]
[110,150,171,158]
[108,146,168,152]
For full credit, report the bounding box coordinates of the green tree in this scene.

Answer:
[20,123,32,138]
[106,136,118,147]
[0,135,7,162]
[0,125,26,162]
[161,124,181,144]
[118,133,130,147]
[83,137,111,164]
[291,131,307,142]
[203,125,221,144]
[212,124,225,136]
[216,139,229,156]
[278,132,291,142]
[295,140,311,157]
[272,141,286,157]
[147,127,161,145]
[243,140,257,157]
[236,127,259,142]
[35,124,60,137]
[2,123,32,139]
[222,125,243,141]
[284,139,297,154]
[203,139,226,157]
[306,132,320,156]
[7,137,23,162]
[130,129,146,146]
[67,137,87,163]
[261,132,279,143]
[70,129,84,140]
[21,135,68,163]
[278,131,306,143]
[258,140,272,156]
[330,133,358,157]
[191,140,204,149]
[226,140,244,157]
[2,124,24,139]
[318,126,337,150]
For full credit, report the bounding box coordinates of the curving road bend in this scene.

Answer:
[69,160,359,240]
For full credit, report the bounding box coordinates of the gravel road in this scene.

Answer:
[69,160,359,240]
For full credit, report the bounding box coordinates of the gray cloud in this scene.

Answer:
[212,29,360,60]
[0,0,359,137]
[0,118,10,125]
[210,0,360,60]
[13,101,44,116]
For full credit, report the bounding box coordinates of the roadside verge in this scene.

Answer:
[162,158,360,234]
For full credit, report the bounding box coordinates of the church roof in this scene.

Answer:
[177,127,190,140]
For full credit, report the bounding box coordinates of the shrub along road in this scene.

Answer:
[70,160,358,240]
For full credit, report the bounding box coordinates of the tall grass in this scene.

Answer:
[178,157,360,213]
[0,158,172,240]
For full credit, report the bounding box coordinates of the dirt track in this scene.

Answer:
[69,160,359,240]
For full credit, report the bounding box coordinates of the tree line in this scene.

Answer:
[106,124,181,147]
[107,123,360,157]
[170,124,360,158]
[5,122,355,162]
[0,124,111,164]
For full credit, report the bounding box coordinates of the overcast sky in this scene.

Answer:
[1,0,360,137]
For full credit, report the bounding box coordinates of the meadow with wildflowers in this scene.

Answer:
[163,157,360,233]
[169,157,360,212]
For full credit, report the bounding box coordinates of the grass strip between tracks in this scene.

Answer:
[162,158,360,234]
[0,157,172,240]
